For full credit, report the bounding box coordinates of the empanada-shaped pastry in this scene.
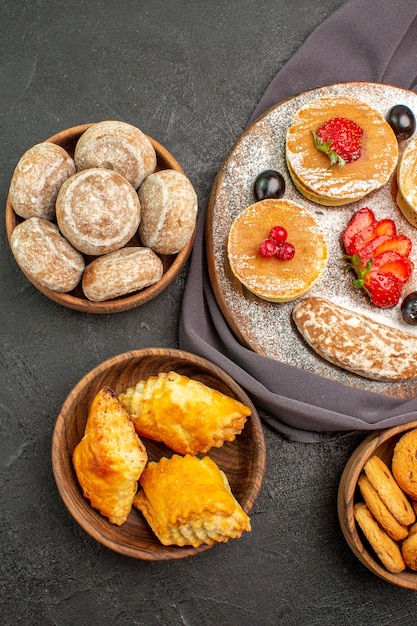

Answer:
[133,454,251,547]
[118,371,251,455]
[72,387,148,525]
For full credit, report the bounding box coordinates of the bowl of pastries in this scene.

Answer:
[5,120,198,313]
[338,420,417,588]
[52,347,266,560]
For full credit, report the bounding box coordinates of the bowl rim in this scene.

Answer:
[51,347,267,560]
[338,419,417,589]
[5,123,195,314]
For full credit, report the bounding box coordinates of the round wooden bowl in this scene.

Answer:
[52,348,266,560]
[5,124,195,314]
[338,420,417,589]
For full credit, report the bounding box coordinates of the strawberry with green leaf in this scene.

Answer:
[313,117,364,168]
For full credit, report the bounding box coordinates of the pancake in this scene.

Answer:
[286,96,398,206]
[227,198,328,302]
[396,135,417,228]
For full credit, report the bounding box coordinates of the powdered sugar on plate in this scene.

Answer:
[207,82,417,396]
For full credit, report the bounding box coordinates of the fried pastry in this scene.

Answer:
[118,371,251,455]
[133,454,251,547]
[72,387,148,525]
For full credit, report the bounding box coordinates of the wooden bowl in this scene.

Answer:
[5,124,195,314]
[338,420,417,588]
[52,348,266,560]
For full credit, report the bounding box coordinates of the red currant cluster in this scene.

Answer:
[258,225,295,261]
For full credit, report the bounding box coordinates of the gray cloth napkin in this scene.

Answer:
[179,0,417,442]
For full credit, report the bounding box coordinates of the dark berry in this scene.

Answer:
[254,170,285,201]
[387,104,416,140]
[276,241,295,261]
[269,225,287,244]
[401,291,417,325]
[258,238,277,258]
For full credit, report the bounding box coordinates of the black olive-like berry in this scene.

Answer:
[387,104,416,140]
[401,291,417,325]
[253,170,285,201]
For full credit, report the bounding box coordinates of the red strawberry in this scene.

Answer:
[366,251,413,286]
[357,235,392,264]
[370,234,412,259]
[350,218,397,255]
[345,252,412,308]
[364,271,403,308]
[313,117,364,168]
[343,207,376,255]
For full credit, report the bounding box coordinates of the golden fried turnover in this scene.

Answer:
[72,387,148,525]
[133,454,251,547]
[118,371,251,455]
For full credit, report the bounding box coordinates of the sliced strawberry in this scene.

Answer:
[371,234,412,259]
[368,251,414,285]
[343,207,376,255]
[350,218,397,255]
[363,271,403,308]
[357,235,392,264]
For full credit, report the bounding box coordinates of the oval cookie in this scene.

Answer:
[292,297,417,381]
[392,428,417,500]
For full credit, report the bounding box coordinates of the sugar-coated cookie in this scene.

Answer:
[138,169,197,255]
[74,120,157,189]
[56,168,141,256]
[9,142,75,220]
[82,247,163,302]
[10,217,84,293]
[292,297,417,382]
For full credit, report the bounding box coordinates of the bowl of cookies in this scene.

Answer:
[52,347,266,560]
[5,121,198,313]
[338,420,417,588]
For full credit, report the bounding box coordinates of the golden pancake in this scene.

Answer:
[286,96,398,206]
[397,135,417,228]
[227,198,328,302]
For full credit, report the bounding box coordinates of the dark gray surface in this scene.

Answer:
[2,1,417,624]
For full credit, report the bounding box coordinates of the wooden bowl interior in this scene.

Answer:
[52,348,266,560]
[5,124,195,314]
[338,420,417,589]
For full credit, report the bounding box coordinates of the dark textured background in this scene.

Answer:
[2,1,417,624]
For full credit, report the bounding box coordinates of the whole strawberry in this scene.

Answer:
[313,117,363,168]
